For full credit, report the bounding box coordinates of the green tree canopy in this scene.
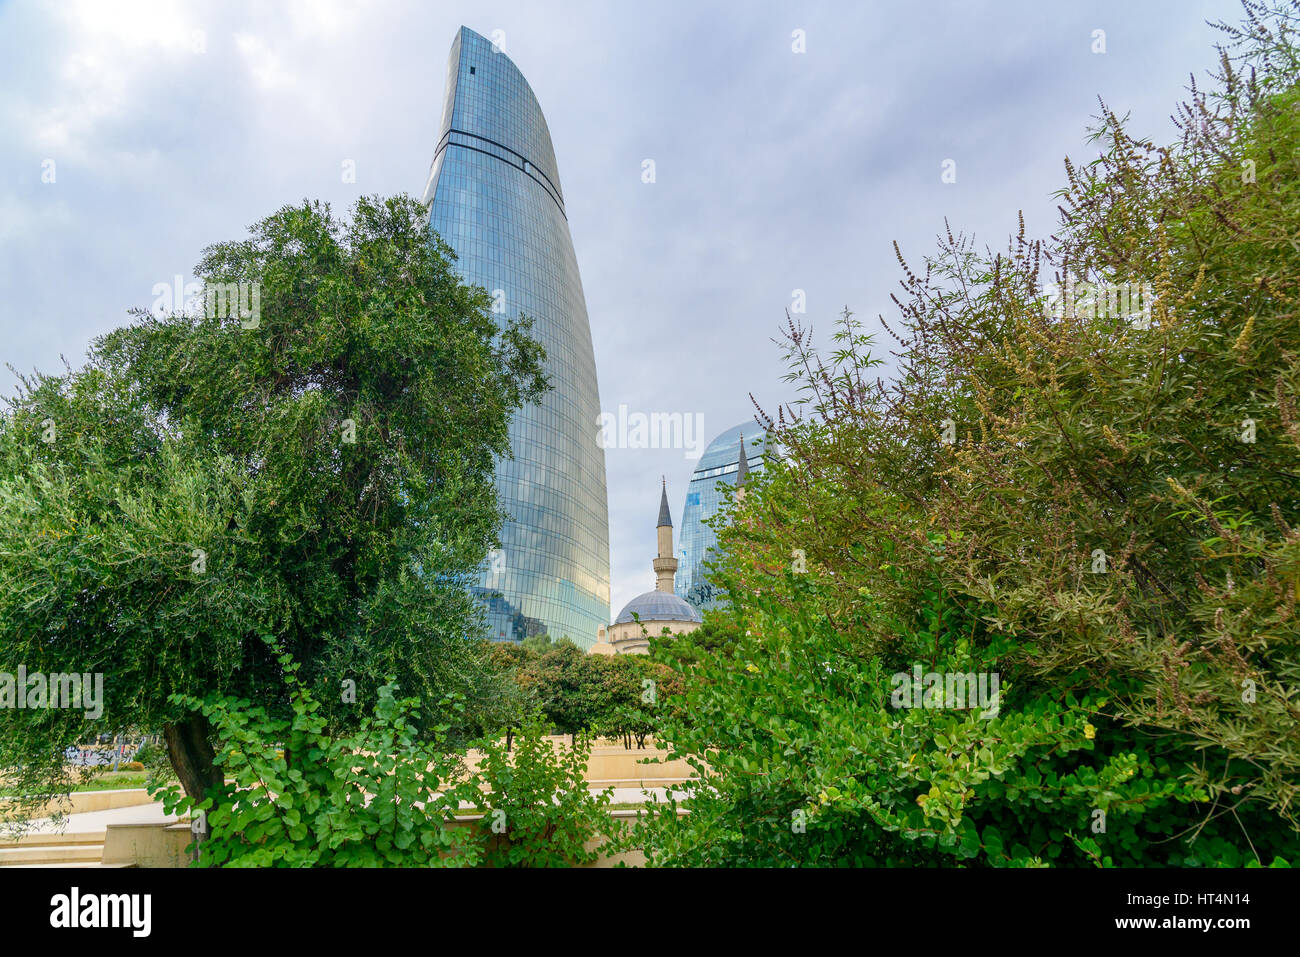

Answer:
[0,194,547,808]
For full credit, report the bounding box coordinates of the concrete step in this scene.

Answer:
[0,842,104,865]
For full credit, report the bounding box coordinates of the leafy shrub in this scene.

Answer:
[154,647,476,867]
[643,577,1298,866]
[155,644,619,867]
[446,716,617,867]
[639,3,1300,867]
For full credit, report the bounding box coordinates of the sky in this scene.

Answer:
[0,0,1246,621]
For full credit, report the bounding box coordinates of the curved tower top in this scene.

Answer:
[424,26,610,648]
[425,27,566,217]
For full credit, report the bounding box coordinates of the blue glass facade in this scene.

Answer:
[424,27,609,648]
[675,423,767,611]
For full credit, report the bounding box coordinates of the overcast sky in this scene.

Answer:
[0,0,1244,619]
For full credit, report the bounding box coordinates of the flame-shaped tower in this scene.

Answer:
[423,27,610,647]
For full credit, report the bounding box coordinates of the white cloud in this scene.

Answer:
[234,32,296,92]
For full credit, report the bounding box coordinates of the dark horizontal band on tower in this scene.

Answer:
[432,127,567,218]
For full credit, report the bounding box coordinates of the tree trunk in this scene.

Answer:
[163,712,223,801]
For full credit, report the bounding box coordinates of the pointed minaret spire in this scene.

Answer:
[736,434,749,487]
[653,478,677,592]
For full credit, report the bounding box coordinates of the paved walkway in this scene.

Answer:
[21,800,181,836]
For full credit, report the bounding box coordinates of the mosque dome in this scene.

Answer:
[614,590,702,625]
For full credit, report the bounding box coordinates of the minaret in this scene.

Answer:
[653,477,678,593]
[734,433,749,501]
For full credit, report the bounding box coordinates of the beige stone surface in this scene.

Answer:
[0,799,183,868]
[1,786,156,821]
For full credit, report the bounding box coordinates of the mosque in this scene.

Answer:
[589,479,703,655]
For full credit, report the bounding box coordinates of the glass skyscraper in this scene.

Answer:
[423,26,610,648]
[675,423,766,611]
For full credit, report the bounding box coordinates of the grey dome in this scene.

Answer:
[614,590,702,625]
